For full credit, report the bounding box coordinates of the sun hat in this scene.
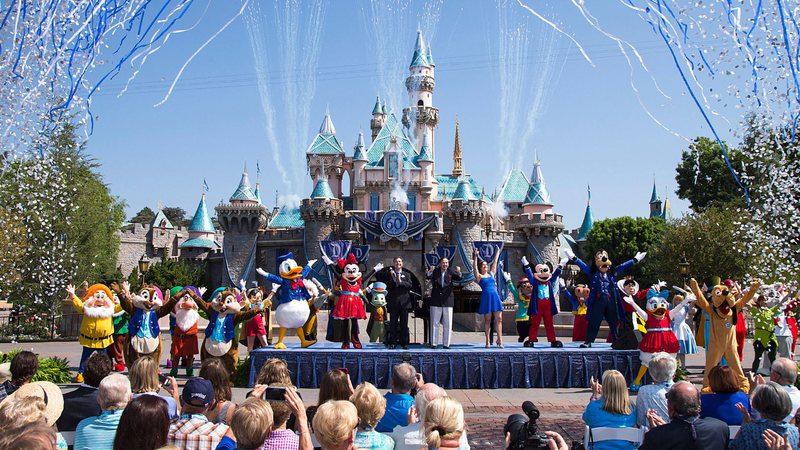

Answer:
[9,381,64,425]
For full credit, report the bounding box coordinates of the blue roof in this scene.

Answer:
[254,183,263,204]
[180,238,219,249]
[452,178,476,201]
[496,169,529,203]
[364,114,420,169]
[188,194,215,232]
[577,203,594,240]
[523,160,552,205]
[416,131,433,162]
[650,182,660,203]
[269,205,304,228]
[410,31,432,67]
[152,209,173,228]
[311,179,335,199]
[230,169,259,202]
[353,132,367,161]
[306,113,344,155]
[372,96,383,115]
[435,174,482,200]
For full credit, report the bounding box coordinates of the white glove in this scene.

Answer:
[634,251,647,262]
[374,262,384,272]
[238,279,247,291]
[622,295,634,305]
[307,259,317,267]
[322,255,334,266]
[271,283,281,293]
[256,267,268,277]
[521,256,529,266]
[502,271,511,282]
[559,257,569,268]
[199,287,207,296]
[559,278,566,288]
[563,249,576,260]
[657,280,667,288]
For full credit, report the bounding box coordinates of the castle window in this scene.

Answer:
[408,193,417,211]
[369,193,380,211]
[387,153,398,179]
[417,100,424,106]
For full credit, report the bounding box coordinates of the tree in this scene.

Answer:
[675,137,750,211]
[145,258,205,290]
[130,207,156,224]
[583,216,667,287]
[0,208,27,301]
[162,207,189,227]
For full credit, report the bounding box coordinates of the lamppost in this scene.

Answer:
[678,255,690,287]
[138,254,151,288]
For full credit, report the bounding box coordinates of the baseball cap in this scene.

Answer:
[181,378,214,407]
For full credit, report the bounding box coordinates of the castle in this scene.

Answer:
[117,31,666,310]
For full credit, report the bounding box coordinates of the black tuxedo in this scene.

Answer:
[377,268,414,346]
[639,416,729,450]
[56,385,100,432]
[427,268,462,308]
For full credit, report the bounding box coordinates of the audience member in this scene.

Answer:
[312,400,359,450]
[57,351,114,431]
[217,398,273,450]
[767,358,800,422]
[263,383,299,450]
[199,358,236,425]
[701,365,751,425]
[0,423,58,450]
[4,381,68,449]
[390,383,470,450]
[168,378,229,450]
[635,352,676,430]
[422,397,465,450]
[0,350,38,400]
[375,363,417,433]
[113,395,171,450]
[640,381,729,450]
[730,381,799,450]
[256,358,294,386]
[581,370,637,450]
[307,369,354,432]
[74,373,131,450]
[129,355,180,420]
[350,382,395,449]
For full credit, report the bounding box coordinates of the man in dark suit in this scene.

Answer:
[639,381,729,450]
[379,256,414,349]
[426,258,462,349]
[56,352,113,432]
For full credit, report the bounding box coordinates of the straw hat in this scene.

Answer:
[9,381,64,425]
[0,362,10,384]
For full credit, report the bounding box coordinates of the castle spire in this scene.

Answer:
[649,176,663,218]
[230,163,258,203]
[353,131,367,161]
[410,30,431,67]
[523,154,552,206]
[372,96,383,115]
[189,193,215,233]
[319,110,336,135]
[452,119,462,178]
[577,185,594,241]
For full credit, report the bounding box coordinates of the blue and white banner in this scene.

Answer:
[320,240,352,261]
[473,241,504,263]
[435,246,457,261]
[424,253,440,268]
[350,245,370,264]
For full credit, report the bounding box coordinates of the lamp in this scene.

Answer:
[138,254,151,286]
[678,255,690,286]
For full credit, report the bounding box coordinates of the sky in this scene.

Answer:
[83,0,745,230]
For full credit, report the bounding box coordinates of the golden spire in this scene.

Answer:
[452,119,462,178]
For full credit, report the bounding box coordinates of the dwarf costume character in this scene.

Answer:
[256,252,318,349]
[68,284,122,382]
[366,282,389,343]
[690,278,759,393]
[325,253,381,349]
[115,284,178,368]
[505,275,533,344]
[169,286,201,377]
[521,256,564,348]
[563,285,590,342]
[197,287,260,375]
[108,293,129,372]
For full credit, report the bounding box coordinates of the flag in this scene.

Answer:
[256,161,260,176]
[203,179,209,192]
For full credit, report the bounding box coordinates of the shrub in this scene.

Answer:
[1,349,72,384]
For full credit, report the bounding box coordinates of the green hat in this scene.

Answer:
[169,286,184,297]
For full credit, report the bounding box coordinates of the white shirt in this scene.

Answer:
[784,384,800,422]
[390,424,470,450]
[775,312,792,337]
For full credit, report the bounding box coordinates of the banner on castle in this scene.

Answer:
[424,253,439,268]
[350,245,370,264]
[320,240,352,262]
[436,246,457,261]
[472,241,504,262]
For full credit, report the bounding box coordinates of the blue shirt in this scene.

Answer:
[215,435,237,450]
[133,392,179,421]
[729,419,799,450]
[635,382,672,429]
[74,410,123,450]
[701,392,751,425]
[376,393,415,433]
[582,399,638,450]
[355,430,395,450]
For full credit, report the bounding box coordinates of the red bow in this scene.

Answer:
[336,253,358,270]
[290,279,304,289]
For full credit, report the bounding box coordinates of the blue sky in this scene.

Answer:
[85,1,739,229]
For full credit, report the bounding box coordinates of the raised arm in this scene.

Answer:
[614,252,646,277]
[157,290,179,317]
[736,279,762,310]
[185,289,212,315]
[490,249,500,274]
[622,295,647,320]
[669,293,696,320]
[521,256,536,285]
[472,251,480,279]
[563,288,579,311]
[689,278,711,313]
[256,267,283,284]
[66,285,83,313]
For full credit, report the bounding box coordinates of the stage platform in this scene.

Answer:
[248,342,641,389]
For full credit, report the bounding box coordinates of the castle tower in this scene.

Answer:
[180,193,220,258]
[352,131,368,191]
[402,31,439,155]
[370,96,387,142]
[417,129,435,203]
[442,160,484,281]
[649,179,663,218]
[216,164,269,284]
[522,155,553,215]
[452,119,463,178]
[576,186,594,241]
[300,171,344,262]
[306,112,345,197]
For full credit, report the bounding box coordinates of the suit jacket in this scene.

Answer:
[639,416,729,450]
[378,269,415,312]
[56,385,101,432]
[427,268,463,308]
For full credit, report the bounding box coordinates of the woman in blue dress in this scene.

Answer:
[473,249,503,348]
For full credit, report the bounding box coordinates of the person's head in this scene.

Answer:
[230,398,273,450]
[98,373,132,411]
[647,353,677,383]
[480,260,489,275]
[770,358,798,386]
[391,363,417,395]
[622,278,638,296]
[82,284,116,317]
[599,370,631,416]
[423,397,465,449]
[265,383,292,429]
[350,382,386,430]
[393,257,403,271]
[318,369,353,405]
[0,395,46,429]
[414,383,447,424]
[113,395,170,450]
[199,358,232,404]
[129,355,160,394]
[756,294,767,307]
[751,381,793,422]
[594,250,612,274]
[256,358,292,386]
[7,381,63,426]
[83,351,114,387]
[180,378,216,415]
[312,400,358,450]
[439,258,449,271]
[517,277,533,297]
[0,423,57,450]
[666,381,701,419]
[10,350,38,386]
[708,365,740,394]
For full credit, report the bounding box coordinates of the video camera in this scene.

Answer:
[504,401,551,450]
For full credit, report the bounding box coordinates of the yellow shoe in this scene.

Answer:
[301,339,317,349]
[274,342,287,349]
[74,373,84,383]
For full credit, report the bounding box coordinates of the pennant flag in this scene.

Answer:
[203,179,210,192]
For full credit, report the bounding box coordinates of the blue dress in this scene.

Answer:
[478,275,503,314]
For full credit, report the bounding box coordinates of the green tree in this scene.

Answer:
[145,258,205,289]
[163,207,189,227]
[583,216,667,287]
[130,207,156,224]
[0,208,27,301]
[675,137,750,211]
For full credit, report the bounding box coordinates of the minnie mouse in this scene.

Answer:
[324,253,383,349]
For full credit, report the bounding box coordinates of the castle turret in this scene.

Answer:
[522,155,553,215]
[442,158,484,285]
[370,96,387,142]
[576,186,594,241]
[649,179,663,218]
[180,193,220,257]
[352,131,368,190]
[452,119,463,178]
[216,164,269,284]
[402,31,439,155]
[254,182,263,205]
[417,130,436,203]
[306,112,345,197]
[301,170,344,262]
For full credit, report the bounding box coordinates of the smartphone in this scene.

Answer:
[339,367,349,374]
[262,386,287,402]
[158,373,170,388]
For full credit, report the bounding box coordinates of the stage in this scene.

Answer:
[248,342,641,389]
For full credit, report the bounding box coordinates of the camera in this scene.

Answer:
[504,401,551,450]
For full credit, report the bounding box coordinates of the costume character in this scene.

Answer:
[611,278,648,347]
[114,282,178,368]
[624,286,693,391]
[504,273,533,344]
[562,282,590,342]
[520,256,565,348]
[66,283,121,383]
[256,252,318,349]
[242,284,277,353]
[722,279,747,361]
[670,291,698,371]
[323,253,382,349]
[564,248,646,348]
[366,282,388,343]
[689,278,759,393]
[785,297,799,356]
[169,286,202,377]
[108,293,129,372]
[196,287,261,375]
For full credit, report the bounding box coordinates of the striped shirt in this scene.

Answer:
[168,413,229,450]
[263,429,300,450]
[74,409,123,450]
